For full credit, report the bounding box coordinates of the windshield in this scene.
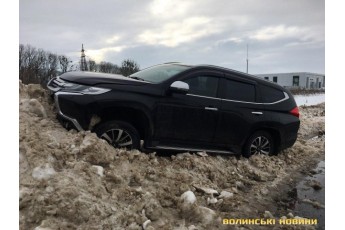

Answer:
[129,64,192,83]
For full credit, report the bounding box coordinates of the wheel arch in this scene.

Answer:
[242,127,282,154]
[93,104,154,140]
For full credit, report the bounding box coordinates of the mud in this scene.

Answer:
[19,82,325,230]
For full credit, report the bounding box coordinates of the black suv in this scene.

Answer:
[47,63,300,157]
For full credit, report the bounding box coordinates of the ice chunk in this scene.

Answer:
[180,191,196,205]
[32,164,56,180]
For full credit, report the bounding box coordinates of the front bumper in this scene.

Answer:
[54,92,85,131]
[48,77,112,131]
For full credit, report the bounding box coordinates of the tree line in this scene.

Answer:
[19,44,140,86]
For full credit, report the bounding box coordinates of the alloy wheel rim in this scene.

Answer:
[250,136,270,155]
[101,128,133,149]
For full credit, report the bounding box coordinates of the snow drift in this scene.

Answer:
[19,82,324,230]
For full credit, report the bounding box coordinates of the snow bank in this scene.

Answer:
[19,81,325,229]
[294,93,325,106]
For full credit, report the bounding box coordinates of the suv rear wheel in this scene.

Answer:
[94,121,140,150]
[243,131,274,158]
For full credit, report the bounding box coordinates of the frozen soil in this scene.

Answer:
[19,82,325,230]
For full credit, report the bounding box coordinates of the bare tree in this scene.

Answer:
[21,45,39,83]
[58,55,71,73]
[19,44,25,71]
[88,59,97,72]
[120,59,140,76]
[99,61,120,74]
[19,44,70,86]
[33,49,47,83]
[111,64,121,74]
[19,44,142,86]
[19,44,28,83]
[45,53,58,83]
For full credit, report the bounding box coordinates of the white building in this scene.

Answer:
[255,72,325,89]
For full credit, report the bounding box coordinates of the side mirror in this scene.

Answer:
[170,81,189,94]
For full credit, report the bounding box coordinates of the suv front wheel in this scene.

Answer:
[243,131,275,158]
[94,120,140,150]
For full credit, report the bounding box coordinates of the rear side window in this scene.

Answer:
[260,85,285,103]
[224,79,256,102]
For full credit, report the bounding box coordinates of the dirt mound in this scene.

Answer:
[19,82,324,230]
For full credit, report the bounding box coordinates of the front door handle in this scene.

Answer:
[252,111,263,115]
[205,107,218,111]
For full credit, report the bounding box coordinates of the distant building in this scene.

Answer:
[255,72,325,89]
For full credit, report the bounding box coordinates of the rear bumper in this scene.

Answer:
[279,121,300,151]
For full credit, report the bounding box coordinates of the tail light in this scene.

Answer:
[290,106,300,118]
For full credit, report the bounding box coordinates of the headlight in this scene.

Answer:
[63,82,110,95]
[80,87,111,95]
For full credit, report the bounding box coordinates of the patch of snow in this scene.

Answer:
[142,219,151,230]
[34,227,53,230]
[188,225,197,230]
[207,196,218,205]
[92,165,104,177]
[193,185,219,195]
[197,206,217,224]
[20,98,47,118]
[19,187,32,200]
[32,164,56,180]
[294,94,325,106]
[180,191,196,204]
[218,191,234,199]
[264,210,274,218]
[196,151,208,157]
[45,186,54,193]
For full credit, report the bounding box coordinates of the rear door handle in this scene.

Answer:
[205,107,218,111]
[252,111,263,115]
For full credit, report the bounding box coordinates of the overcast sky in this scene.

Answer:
[19,0,324,74]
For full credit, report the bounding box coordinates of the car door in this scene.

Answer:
[215,75,267,151]
[153,71,222,148]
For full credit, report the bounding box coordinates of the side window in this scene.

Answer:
[224,79,256,102]
[183,76,219,97]
[260,85,285,103]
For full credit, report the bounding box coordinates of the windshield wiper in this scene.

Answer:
[129,76,146,81]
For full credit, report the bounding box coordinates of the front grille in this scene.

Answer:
[50,81,59,88]
[47,77,66,92]
[53,77,66,87]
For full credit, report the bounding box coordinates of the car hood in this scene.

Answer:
[60,71,147,86]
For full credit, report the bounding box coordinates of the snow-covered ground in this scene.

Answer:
[294,93,325,106]
[19,82,325,229]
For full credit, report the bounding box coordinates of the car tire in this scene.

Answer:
[243,131,274,158]
[93,120,140,150]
